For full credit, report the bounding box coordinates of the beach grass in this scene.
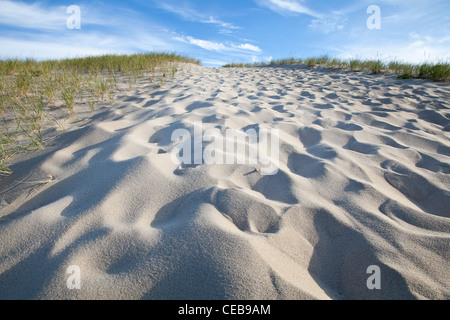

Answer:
[0,52,199,175]
[223,56,450,82]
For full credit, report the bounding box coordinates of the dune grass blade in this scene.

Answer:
[0,136,14,175]
[0,161,12,175]
[62,88,76,114]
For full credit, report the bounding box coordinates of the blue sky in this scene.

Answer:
[0,0,449,66]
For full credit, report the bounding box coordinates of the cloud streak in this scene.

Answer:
[308,15,347,34]
[174,35,261,54]
[0,0,66,30]
[156,2,241,34]
[256,0,321,18]
[256,0,349,34]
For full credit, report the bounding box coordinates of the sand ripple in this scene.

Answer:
[1,64,449,299]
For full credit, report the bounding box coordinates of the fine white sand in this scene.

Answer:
[0,64,449,300]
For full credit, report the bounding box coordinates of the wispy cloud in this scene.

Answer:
[0,0,129,30]
[0,0,179,59]
[327,0,450,62]
[256,0,349,33]
[0,27,179,60]
[0,0,66,30]
[174,35,261,53]
[308,15,347,34]
[204,16,241,35]
[174,36,227,52]
[157,2,240,34]
[0,36,118,60]
[335,31,450,63]
[236,43,262,52]
[255,0,321,18]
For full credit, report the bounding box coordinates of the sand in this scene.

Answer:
[0,64,449,300]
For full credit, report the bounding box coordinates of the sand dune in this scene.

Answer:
[0,64,449,300]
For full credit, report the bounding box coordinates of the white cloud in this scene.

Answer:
[177,36,227,52]
[0,0,66,30]
[0,0,134,33]
[0,36,119,60]
[336,32,450,64]
[0,27,182,60]
[309,15,347,33]
[256,0,321,18]
[157,2,240,34]
[236,43,262,52]
[328,1,450,63]
[257,0,351,34]
[204,16,241,30]
[174,35,262,53]
[0,1,179,60]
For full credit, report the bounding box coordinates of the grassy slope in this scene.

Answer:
[0,52,199,175]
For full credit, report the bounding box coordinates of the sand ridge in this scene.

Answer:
[0,64,449,299]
